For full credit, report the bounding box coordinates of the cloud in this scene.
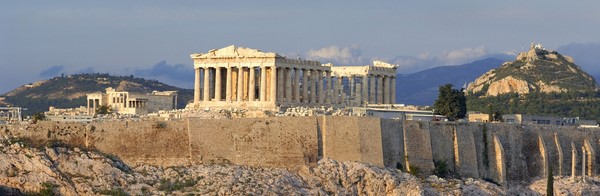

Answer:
[133,61,194,88]
[388,53,443,74]
[440,46,488,65]
[557,42,600,75]
[388,46,514,74]
[39,65,65,77]
[305,45,368,65]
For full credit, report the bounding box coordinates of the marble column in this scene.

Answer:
[362,76,368,105]
[237,67,244,101]
[337,76,343,104]
[270,67,277,103]
[325,71,332,104]
[331,76,337,105]
[286,68,293,102]
[356,83,362,105]
[215,67,222,101]
[203,68,210,102]
[294,68,300,103]
[194,68,200,103]
[302,69,309,103]
[226,67,232,102]
[391,77,396,104]
[277,68,284,102]
[349,76,355,106]
[318,70,324,104]
[383,76,390,104]
[260,67,267,102]
[249,67,255,101]
[310,70,316,103]
[377,76,383,104]
[370,75,376,103]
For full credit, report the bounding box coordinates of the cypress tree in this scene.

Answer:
[547,165,554,196]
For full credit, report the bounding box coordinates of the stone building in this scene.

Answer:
[190,45,397,109]
[0,107,23,123]
[86,87,177,115]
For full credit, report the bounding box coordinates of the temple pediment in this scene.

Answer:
[372,60,398,68]
[191,45,281,59]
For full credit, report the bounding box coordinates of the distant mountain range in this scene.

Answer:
[395,58,507,106]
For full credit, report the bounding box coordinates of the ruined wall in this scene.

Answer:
[2,117,600,183]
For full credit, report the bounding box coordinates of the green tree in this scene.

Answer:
[434,84,466,121]
[32,112,46,124]
[487,104,503,122]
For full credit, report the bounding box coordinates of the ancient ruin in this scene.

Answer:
[86,87,177,115]
[190,45,398,109]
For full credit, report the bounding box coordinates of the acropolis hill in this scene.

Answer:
[2,45,600,195]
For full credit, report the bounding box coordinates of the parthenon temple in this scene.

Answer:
[191,45,398,109]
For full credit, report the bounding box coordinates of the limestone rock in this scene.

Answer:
[467,44,599,97]
[1,139,600,195]
[486,76,532,96]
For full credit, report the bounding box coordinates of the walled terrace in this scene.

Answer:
[1,117,599,184]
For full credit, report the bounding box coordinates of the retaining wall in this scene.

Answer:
[2,117,600,183]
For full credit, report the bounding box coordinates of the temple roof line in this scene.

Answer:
[191,45,398,69]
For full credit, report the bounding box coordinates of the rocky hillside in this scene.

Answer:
[1,138,599,195]
[467,44,599,97]
[0,73,193,115]
[396,58,506,105]
[466,44,600,121]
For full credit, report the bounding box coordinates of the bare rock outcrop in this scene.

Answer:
[485,76,532,96]
[1,138,600,195]
[467,43,599,97]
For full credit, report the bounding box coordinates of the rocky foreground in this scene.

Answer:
[0,138,599,195]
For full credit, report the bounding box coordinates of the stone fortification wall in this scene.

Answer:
[187,117,319,168]
[319,116,384,167]
[380,118,404,168]
[2,117,600,183]
[453,124,479,178]
[90,121,190,166]
[402,121,435,175]
[428,123,456,173]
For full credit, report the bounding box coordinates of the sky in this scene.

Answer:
[2,1,600,93]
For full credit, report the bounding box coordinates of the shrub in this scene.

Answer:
[152,122,167,129]
[97,188,128,196]
[408,166,421,176]
[396,162,404,171]
[27,182,57,196]
[434,160,449,178]
[157,178,197,194]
